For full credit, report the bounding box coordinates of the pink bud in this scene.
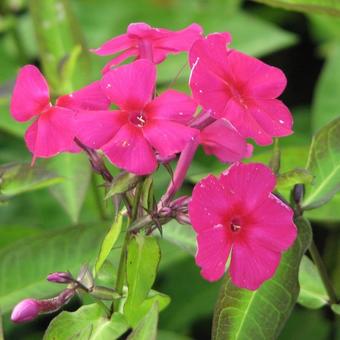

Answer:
[47,272,73,284]
[11,299,41,323]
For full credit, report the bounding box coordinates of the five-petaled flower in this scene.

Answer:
[75,59,198,175]
[189,162,297,290]
[92,22,203,73]
[189,33,293,145]
[10,65,109,162]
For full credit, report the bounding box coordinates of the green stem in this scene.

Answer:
[113,182,144,312]
[91,174,107,221]
[309,240,338,305]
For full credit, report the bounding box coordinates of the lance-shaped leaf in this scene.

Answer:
[253,0,340,16]
[0,224,106,314]
[124,235,161,326]
[276,168,313,191]
[312,43,340,133]
[0,163,62,199]
[105,172,142,200]
[302,117,340,210]
[44,304,129,340]
[212,216,312,340]
[298,255,328,309]
[331,304,340,315]
[28,0,91,93]
[94,213,124,276]
[47,153,91,224]
[127,301,159,340]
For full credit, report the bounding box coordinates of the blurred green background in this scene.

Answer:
[0,0,340,339]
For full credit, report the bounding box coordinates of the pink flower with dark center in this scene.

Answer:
[189,33,293,146]
[92,22,203,72]
[199,119,253,163]
[189,162,297,290]
[10,65,109,161]
[75,59,198,175]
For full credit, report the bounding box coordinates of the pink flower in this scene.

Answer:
[189,33,293,146]
[75,59,198,175]
[10,65,109,161]
[92,22,203,72]
[189,162,297,290]
[199,119,253,163]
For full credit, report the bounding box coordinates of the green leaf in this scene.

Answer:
[124,235,161,325]
[302,117,340,210]
[105,172,142,200]
[94,213,124,276]
[0,163,62,199]
[126,290,170,327]
[298,255,328,309]
[331,304,340,315]
[47,153,91,224]
[0,224,106,314]
[312,43,340,133]
[253,0,340,16]
[127,301,159,340]
[305,193,340,222]
[44,304,129,340]
[276,168,313,190]
[162,220,196,256]
[212,216,312,340]
[28,0,91,93]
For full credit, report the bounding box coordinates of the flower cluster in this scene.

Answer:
[10,22,297,295]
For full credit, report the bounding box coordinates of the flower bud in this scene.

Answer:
[47,272,73,284]
[176,212,191,225]
[11,299,41,323]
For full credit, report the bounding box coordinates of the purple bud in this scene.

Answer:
[169,196,191,210]
[47,272,73,284]
[11,299,41,323]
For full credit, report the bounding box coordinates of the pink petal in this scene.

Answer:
[229,241,281,290]
[11,65,50,122]
[189,175,230,232]
[144,89,197,124]
[246,193,297,253]
[196,225,232,282]
[25,107,78,159]
[75,110,127,149]
[101,48,138,73]
[155,23,203,53]
[220,163,276,212]
[246,99,293,145]
[190,61,230,117]
[127,22,155,39]
[227,50,287,99]
[143,120,198,157]
[102,124,157,175]
[189,33,231,74]
[91,33,133,56]
[56,81,110,111]
[101,59,156,111]
[200,119,252,163]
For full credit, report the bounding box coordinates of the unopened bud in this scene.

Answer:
[169,196,191,210]
[47,272,73,284]
[293,184,304,205]
[11,299,41,323]
[176,212,191,225]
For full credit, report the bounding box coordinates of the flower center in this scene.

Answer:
[230,218,241,233]
[129,112,147,128]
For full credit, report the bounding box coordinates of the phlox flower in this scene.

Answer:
[199,118,253,162]
[75,59,198,175]
[10,65,109,161]
[189,162,297,290]
[189,33,293,145]
[92,22,203,72]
